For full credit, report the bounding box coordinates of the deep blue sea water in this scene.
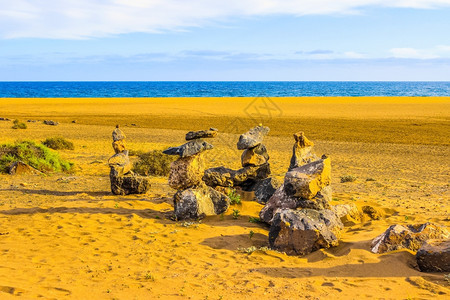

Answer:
[0,81,449,98]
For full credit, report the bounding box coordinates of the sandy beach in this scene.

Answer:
[0,96,449,299]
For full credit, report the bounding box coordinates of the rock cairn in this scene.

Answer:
[108,125,150,195]
[203,125,277,203]
[164,128,230,220]
[260,132,343,255]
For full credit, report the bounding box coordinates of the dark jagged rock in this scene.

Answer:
[284,157,331,199]
[9,161,41,175]
[173,183,230,220]
[416,239,450,272]
[110,171,150,195]
[203,163,271,188]
[168,154,204,190]
[241,144,269,167]
[259,184,331,224]
[43,120,59,126]
[269,208,343,255]
[288,132,318,171]
[371,223,450,254]
[253,177,279,204]
[163,139,213,157]
[237,125,270,150]
[112,125,126,141]
[185,128,218,140]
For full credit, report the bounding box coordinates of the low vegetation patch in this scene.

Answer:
[228,189,241,205]
[0,140,73,173]
[11,119,27,130]
[132,150,176,176]
[42,137,75,150]
[340,174,357,183]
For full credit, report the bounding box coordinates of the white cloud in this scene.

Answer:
[390,45,450,59]
[1,0,450,39]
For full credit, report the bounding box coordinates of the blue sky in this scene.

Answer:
[1,0,449,81]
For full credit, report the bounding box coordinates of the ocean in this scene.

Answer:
[0,81,449,98]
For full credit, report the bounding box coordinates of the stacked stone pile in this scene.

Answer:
[260,132,343,255]
[203,125,277,203]
[164,128,230,220]
[108,125,150,195]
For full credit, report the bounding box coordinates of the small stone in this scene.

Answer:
[332,203,363,226]
[185,128,218,140]
[237,125,270,150]
[416,239,450,272]
[168,154,205,190]
[284,157,331,199]
[9,161,41,175]
[112,125,126,142]
[43,120,59,126]
[269,208,343,256]
[163,139,213,157]
[362,205,382,220]
[371,223,450,254]
[288,132,318,171]
[112,140,126,154]
[108,151,132,177]
[241,144,269,167]
[173,183,230,220]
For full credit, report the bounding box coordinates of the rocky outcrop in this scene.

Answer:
[108,126,150,195]
[237,125,270,150]
[289,132,318,171]
[371,223,450,254]
[260,156,332,224]
[166,128,230,220]
[174,183,230,220]
[269,208,343,255]
[416,239,450,272]
[163,140,213,157]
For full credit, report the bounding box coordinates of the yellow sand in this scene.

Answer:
[0,97,449,299]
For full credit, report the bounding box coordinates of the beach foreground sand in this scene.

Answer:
[0,97,449,299]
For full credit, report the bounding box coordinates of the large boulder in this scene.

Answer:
[110,172,150,195]
[259,184,331,224]
[416,239,450,272]
[173,184,230,220]
[163,139,213,158]
[241,144,269,167]
[269,208,343,255]
[108,151,132,177]
[237,125,270,150]
[185,128,218,140]
[284,157,331,199]
[371,223,450,254]
[253,177,279,204]
[288,132,318,171]
[203,163,271,188]
[168,154,205,190]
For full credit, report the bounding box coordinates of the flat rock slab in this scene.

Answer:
[371,223,450,254]
[284,157,331,199]
[174,184,230,220]
[237,125,270,150]
[416,239,450,272]
[185,128,218,140]
[163,139,213,157]
[269,208,343,256]
[110,173,151,195]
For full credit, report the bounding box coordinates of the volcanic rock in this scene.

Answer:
[110,172,151,195]
[163,139,213,158]
[108,151,132,177]
[185,128,218,140]
[252,177,279,204]
[288,132,318,171]
[9,161,41,175]
[168,154,205,190]
[269,208,343,255]
[112,125,126,141]
[416,239,450,272]
[371,223,450,254]
[203,163,271,188]
[332,203,363,225]
[237,125,270,150]
[43,120,59,126]
[112,140,126,154]
[241,144,269,167]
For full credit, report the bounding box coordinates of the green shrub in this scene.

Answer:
[228,189,241,205]
[232,209,240,219]
[0,140,73,173]
[132,150,176,176]
[340,175,357,183]
[42,137,75,150]
[11,119,27,130]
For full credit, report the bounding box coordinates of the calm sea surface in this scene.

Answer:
[0,81,449,98]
